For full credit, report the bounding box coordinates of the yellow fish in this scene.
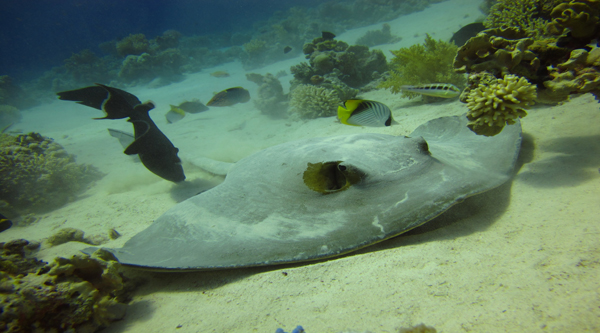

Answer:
[337,99,394,127]
[165,105,186,124]
[210,71,230,78]
[207,87,251,107]
[400,83,461,98]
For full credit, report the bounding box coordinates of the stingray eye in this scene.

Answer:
[303,161,364,194]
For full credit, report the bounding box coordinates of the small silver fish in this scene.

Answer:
[400,83,461,98]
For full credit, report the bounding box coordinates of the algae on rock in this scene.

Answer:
[0,241,130,332]
[0,132,104,214]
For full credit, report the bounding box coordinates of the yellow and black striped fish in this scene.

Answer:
[400,83,461,98]
[337,99,394,127]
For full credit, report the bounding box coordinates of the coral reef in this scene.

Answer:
[453,28,541,80]
[380,34,465,99]
[64,49,118,84]
[118,48,188,84]
[483,0,554,38]
[0,132,104,214]
[0,242,129,332]
[0,75,37,110]
[246,73,289,118]
[46,227,109,247]
[0,105,21,129]
[289,84,341,119]
[466,74,537,136]
[116,33,151,57]
[542,46,600,101]
[292,36,387,88]
[355,23,402,47]
[457,0,600,103]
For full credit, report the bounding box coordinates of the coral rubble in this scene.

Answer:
[0,132,104,214]
[0,241,129,332]
[466,74,537,136]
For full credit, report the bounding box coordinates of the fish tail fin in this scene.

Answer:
[337,100,362,126]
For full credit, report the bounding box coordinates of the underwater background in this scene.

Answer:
[1,0,599,332]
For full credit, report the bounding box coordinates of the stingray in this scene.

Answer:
[88,115,522,271]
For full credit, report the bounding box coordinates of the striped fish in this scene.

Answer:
[337,99,393,127]
[400,83,461,98]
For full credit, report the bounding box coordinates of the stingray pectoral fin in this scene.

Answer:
[108,129,135,149]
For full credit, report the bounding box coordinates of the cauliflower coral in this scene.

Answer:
[466,74,537,136]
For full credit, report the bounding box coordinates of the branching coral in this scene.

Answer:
[380,34,465,99]
[483,0,555,38]
[0,132,104,213]
[0,243,129,332]
[289,84,341,119]
[466,74,537,136]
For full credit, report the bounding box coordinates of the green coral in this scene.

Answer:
[379,34,466,99]
[0,132,104,214]
[483,0,557,38]
[289,84,341,119]
[466,74,537,136]
[547,0,600,39]
[0,242,129,332]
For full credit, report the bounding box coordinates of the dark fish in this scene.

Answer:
[449,22,485,46]
[57,84,185,182]
[283,46,292,54]
[206,87,251,107]
[0,213,12,232]
[322,31,336,40]
[176,99,209,114]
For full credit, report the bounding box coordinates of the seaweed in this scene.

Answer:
[379,34,466,99]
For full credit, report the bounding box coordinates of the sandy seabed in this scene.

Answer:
[2,0,599,331]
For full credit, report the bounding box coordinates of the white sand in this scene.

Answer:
[2,0,599,331]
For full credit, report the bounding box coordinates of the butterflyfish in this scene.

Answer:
[337,99,393,127]
[166,105,186,124]
[400,83,461,98]
[207,87,251,107]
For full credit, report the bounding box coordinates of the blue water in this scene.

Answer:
[0,0,322,80]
